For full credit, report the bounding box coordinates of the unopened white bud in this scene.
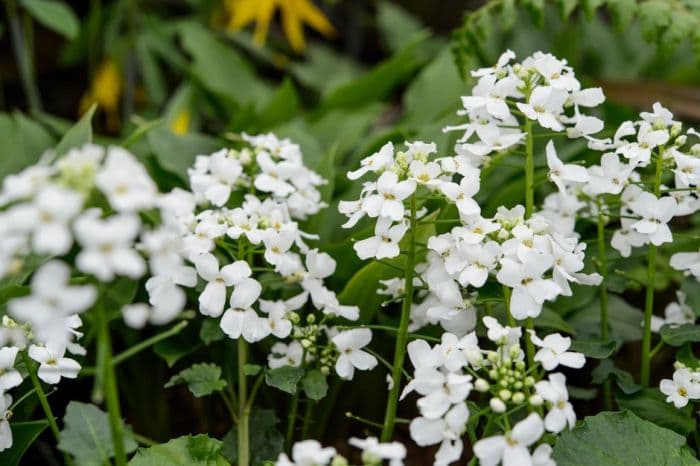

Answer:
[490,397,506,413]
[499,389,512,401]
[512,392,525,404]
[529,394,543,406]
[475,379,490,392]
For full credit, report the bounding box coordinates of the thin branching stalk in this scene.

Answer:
[640,149,665,387]
[522,112,536,366]
[237,338,249,466]
[596,197,613,410]
[380,193,417,442]
[95,294,128,466]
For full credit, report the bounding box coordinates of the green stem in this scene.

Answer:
[22,353,74,466]
[237,338,249,466]
[380,194,417,442]
[301,401,314,439]
[640,151,665,387]
[596,197,612,410]
[523,113,536,367]
[5,0,41,112]
[285,392,299,449]
[502,286,515,327]
[95,296,127,466]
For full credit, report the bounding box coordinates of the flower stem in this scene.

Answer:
[95,296,127,466]
[523,115,536,367]
[596,198,612,410]
[380,194,417,442]
[21,353,74,466]
[640,151,665,387]
[4,0,42,113]
[237,338,250,466]
[285,392,299,450]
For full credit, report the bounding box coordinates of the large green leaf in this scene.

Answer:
[569,295,644,342]
[376,1,425,52]
[221,410,283,466]
[23,0,79,40]
[55,104,96,156]
[147,127,220,181]
[617,389,696,436]
[553,411,699,466]
[253,78,300,131]
[58,402,137,466]
[569,340,618,359]
[591,359,640,395]
[129,435,230,466]
[0,420,48,466]
[0,112,54,178]
[660,324,700,347]
[165,363,227,397]
[178,22,270,107]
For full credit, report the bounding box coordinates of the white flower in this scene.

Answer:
[660,368,700,408]
[219,275,264,342]
[268,341,305,369]
[457,241,500,287]
[409,160,442,186]
[611,218,648,258]
[546,141,589,192]
[0,347,22,390]
[0,393,12,451]
[347,142,394,180]
[259,300,293,339]
[362,171,416,221]
[473,413,544,466]
[497,251,561,319]
[585,152,632,195]
[354,218,408,260]
[628,192,677,246]
[144,266,197,323]
[8,184,82,255]
[189,149,243,206]
[8,260,96,345]
[483,316,521,345]
[415,370,472,419]
[536,373,576,433]
[275,439,337,466]
[517,86,568,131]
[672,150,700,187]
[28,342,81,384]
[440,169,481,217]
[254,151,298,197]
[532,444,556,466]
[194,253,258,318]
[96,146,157,211]
[74,210,145,281]
[670,250,700,280]
[349,437,406,466]
[530,331,585,370]
[331,329,378,380]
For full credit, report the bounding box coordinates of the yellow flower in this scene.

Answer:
[80,59,122,132]
[224,0,335,53]
[170,110,191,135]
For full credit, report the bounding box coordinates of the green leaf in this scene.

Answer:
[569,295,644,342]
[500,0,518,29]
[165,363,227,397]
[0,420,48,466]
[534,307,575,334]
[660,324,700,347]
[147,127,220,181]
[638,0,672,41]
[301,369,328,401]
[154,331,201,368]
[582,0,605,20]
[129,435,230,466]
[244,364,261,376]
[178,22,270,107]
[221,410,283,465]
[608,0,637,31]
[58,402,137,466]
[569,340,618,359]
[556,0,579,20]
[0,112,54,178]
[199,319,225,346]
[254,78,300,130]
[55,104,96,156]
[318,37,428,113]
[553,411,698,466]
[23,0,79,40]
[591,359,640,394]
[376,1,424,52]
[617,389,696,436]
[265,366,304,394]
[676,344,700,369]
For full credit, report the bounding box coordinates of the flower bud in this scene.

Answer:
[466,349,483,366]
[490,397,506,413]
[513,381,523,390]
[487,351,500,364]
[498,389,512,401]
[675,135,687,147]
[321,366,330,376]
[488,369,499,380]
[509,345,520,359]
[306,314,316,324]
[670,122,682,137]
[524,376,535,387]
[529,394,543,406]
[288,312,300,324]
[331,455,349,466]
[301,338,312,348]
[515,360,526,371]
[512,392,525,404]
[475,378,490,392]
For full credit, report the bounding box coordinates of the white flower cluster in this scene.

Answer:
[0,144,166,450]
[276,436,406,466]
[659,363,700,408]
[445,50,606,160]
[403,317,583,466]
